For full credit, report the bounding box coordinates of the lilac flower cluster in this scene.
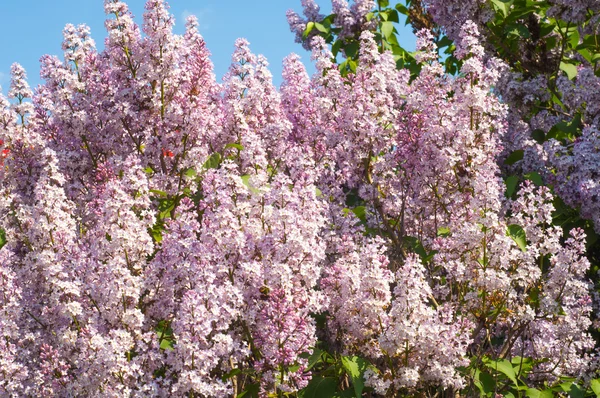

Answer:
[0,0,597,396]
[422,0,492,43]
[420,0,600,234]
[287,0,376,50]
[280,19,596,392]
[547,127,600,233]
[2,0,327,394]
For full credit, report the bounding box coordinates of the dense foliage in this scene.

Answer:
[0,0,599,397]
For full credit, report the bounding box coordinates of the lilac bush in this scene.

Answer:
[0,0,598,396]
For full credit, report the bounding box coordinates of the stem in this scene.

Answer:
[229,357,238,396]
[81,135,98,168]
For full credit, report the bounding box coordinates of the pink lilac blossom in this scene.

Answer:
[8,63,34,124]
[0,250,28,396]
[0,0,597,396]
[503,67,600,234]
[422,0,492,43]
[287,0,376,49]
[507,183,594,376]
[282,21,596,390]
[420,0,600,233]
[546,0,600,24]
[320,220,394,358]
[379,255,472,391]
[0,0,326,395]
[546,127,600,233]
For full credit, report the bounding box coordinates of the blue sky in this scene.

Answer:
[0,1,415,90]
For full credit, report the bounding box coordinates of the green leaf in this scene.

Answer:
[474,369,496,396]
[158,197,177,220]
[507,224,527,252]
[590,379,600,396]
[531,129,545,144]
[0,228,5,250]
[159,338,174,350]
[577,48,593,63]
[148,223,164,244]
[568,29,580,49]
[437,227,451,237]
[405,236,435,263]
[305,348,323,370]
[237,383,260,398]
[339,59,349,75]
[156,320,175,351]
[381,9,399,23]
[560,62,578,80]
[345,41,360,59]
[224,143,244,151]
[344,187,362,207]
[303,21,315,39]
[526,389,554,398]
[569,384,586,398]
[539,23,556,38]
[341,356,369,398]
[222,368,241,381]
[547,114,582,142]
[505,149,524,165]
[392,44,409,57]
[149,189,168,197]
[332,40,343,57]
[395,3,408,14]
[524,171,543,186]
[351,206,367,223]
[505,175,519,198]
[511,356,533,376]
[506,23,530,38]
[202,152,222,169]
[506,3,536,19]
[546,36,558,53]
[579,34,600,49]
[559,382,585,398]
[322,13,335,27]
[491,0,513,17]
[348,59,357,73]
[484,358,519,388]
[381,21,395,40]
[437,36,453,48]
[298,376,338,398]
[314,22,329,34]
[183,168,197,178]
[288,364,301,373]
